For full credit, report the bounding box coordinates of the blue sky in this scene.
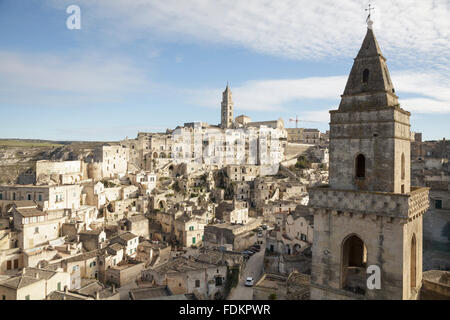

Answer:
[0,0,449,141]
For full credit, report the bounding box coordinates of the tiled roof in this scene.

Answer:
[65,250,100,263]
[46,291,90,300]
[12,200,37,208]
[128,215,147,222]
[23,267,57,280]
[152,257,216,275]
[15,207,46,217]
[79,229,103,235]
[107,243,124,253]
[0,274,42,289]
[114,231,138,242]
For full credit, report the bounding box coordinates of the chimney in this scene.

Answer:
[112,284,116,293]
[22,268,26,275]
[95,290,100,300]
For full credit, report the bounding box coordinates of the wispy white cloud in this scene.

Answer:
[47,0,450,67]
[0,50,152,106]
[392,71,450,113]
[184,76,347,111]
[184,71,450,117]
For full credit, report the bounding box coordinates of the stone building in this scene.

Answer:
[78,229,106,252]
[11,204,66,250]
[118,214,149,239]
[36,160,83,185]
[308,20,429,300]
[174,214,205,247]
[109,232,139,258]
[203,218,261,251]
[0,184,82,211]
[266,210,313,255]
[0,267,70,300]
[142,257,227,299]
[105,260,144,287]
[101,145,129,179]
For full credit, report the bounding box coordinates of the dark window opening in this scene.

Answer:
[411,234,416,288]
[435,199,442,209]
[401,153,406,180]
[362,69,369,83]
[195,280,200,288]
[342,235,367,295]
[355,154,366,178]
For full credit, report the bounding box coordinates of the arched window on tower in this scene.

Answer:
[410,234,417,289]
[341,234,367,294]
[363,69,369,83]
[401,153,405,180]
[355,154,366,178]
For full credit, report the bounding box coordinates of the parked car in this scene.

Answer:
[257,227,263,232]
[257,231,263,237]
[245,277,254,287]
[261,225,268,230]
[250,246,260,252]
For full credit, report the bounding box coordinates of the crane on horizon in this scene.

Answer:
[289,115,322,128]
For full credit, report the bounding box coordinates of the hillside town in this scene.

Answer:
[0,19,448,301]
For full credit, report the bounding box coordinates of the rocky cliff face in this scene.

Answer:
[0,140,107,184]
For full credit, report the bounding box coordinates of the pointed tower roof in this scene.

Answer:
[339,22,399,111]
[224,82,230,93]
[222,83,232,101]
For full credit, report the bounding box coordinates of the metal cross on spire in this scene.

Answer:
[365,3,374,20]
[365,3,374,29]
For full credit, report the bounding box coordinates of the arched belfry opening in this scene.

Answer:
[410,234,417,289]
[362,69,369,83]
[355,154,366,178]
[401,153,405,180]
[341,234,367,294]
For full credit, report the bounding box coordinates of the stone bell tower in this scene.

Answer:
[308,18,429,300]
[220,84,234,129]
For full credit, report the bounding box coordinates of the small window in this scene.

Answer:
[363,69,369,83]
[355,154,366,178]
[401,153,406,180]
[435,199,442,209]
[195,280,200,288]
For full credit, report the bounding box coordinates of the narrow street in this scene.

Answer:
[228,230,266,300]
